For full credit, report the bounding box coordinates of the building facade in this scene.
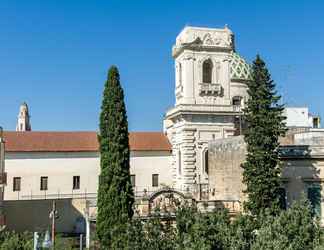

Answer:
[4,132,172,201]
[284,107,320,129]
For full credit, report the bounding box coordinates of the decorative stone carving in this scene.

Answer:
[176,28,233,49]
[173,26,234,57]
[203,33,214,45]
[149,189,185,214]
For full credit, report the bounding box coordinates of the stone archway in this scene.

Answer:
[149,188,186,215]
[135,187,193,217]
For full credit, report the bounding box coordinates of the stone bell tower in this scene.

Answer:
[164,26,251,191]
[16,102,31,132]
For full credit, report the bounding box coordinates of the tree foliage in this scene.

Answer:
[96,66,134,248]
[0,199,322,249]
[0,232,32,250]
[242,55,287,216]
[251,196,321,250]
[121,201,320,250]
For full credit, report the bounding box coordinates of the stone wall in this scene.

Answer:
[208,136,246,207]
[4,198,86,233]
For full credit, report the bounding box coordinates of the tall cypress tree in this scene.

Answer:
[242,55,286,216]
[97,66,134,248]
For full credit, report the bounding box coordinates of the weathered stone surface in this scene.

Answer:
[208,136,246,203]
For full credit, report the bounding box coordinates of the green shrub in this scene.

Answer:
[229,214,256,250]
[0,231,32,250]
[252,197,320,250]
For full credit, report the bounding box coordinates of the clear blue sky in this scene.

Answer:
[1,1,323,131]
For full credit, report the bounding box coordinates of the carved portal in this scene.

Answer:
[149,188,186,214]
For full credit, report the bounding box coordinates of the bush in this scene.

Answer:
[181,210,231,250]
[117,196,323,250]
[229,214,256,250]
[252,197,321,250]
[2,197,322,250]
[0,231,32,250]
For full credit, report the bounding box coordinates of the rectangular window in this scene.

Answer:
[130,175,135,187]
[152,174,159,187]
[40,176,48,191]
[73,176,80,190]
[308,185,321,217]
[313,117,320,129]
[13,177,21,192]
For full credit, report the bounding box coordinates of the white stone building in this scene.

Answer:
[164,26,250,191]
[4,131,172,201]
[284,107,320,129]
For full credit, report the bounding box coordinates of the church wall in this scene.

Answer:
[5,152,100,201]
[130,151,173,194]
[208,136,246,208]
[4,198,85,233]
[282,159,324,225]
[4,151,172,201]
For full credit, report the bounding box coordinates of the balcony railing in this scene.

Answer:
[19,191,97,201]
[199,83,222,96]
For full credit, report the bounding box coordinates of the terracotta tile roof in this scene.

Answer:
[3,131,171,152]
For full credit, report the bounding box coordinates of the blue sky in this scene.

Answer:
[1,1,323,131]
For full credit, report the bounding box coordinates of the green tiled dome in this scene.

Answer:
[230,52,251,81]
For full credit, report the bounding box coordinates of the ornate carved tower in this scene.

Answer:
[164,26,251,191]
[16,102,31,132]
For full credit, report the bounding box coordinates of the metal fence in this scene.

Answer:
[19,191,97,201]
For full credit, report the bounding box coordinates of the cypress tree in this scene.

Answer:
[242,55,286,216]
[96,66,134,248]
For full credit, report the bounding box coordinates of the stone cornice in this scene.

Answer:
[172,45,232,58]
[165,104,242,120]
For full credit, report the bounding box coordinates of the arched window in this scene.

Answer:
[203,149,209,175]
[203,59,213,83]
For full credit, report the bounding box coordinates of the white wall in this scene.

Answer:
[5,152,100,200]
[130,151,173,194]
[4,151,172,200]
[284,107,312,127]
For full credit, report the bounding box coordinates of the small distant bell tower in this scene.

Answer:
[16,102,31,132]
